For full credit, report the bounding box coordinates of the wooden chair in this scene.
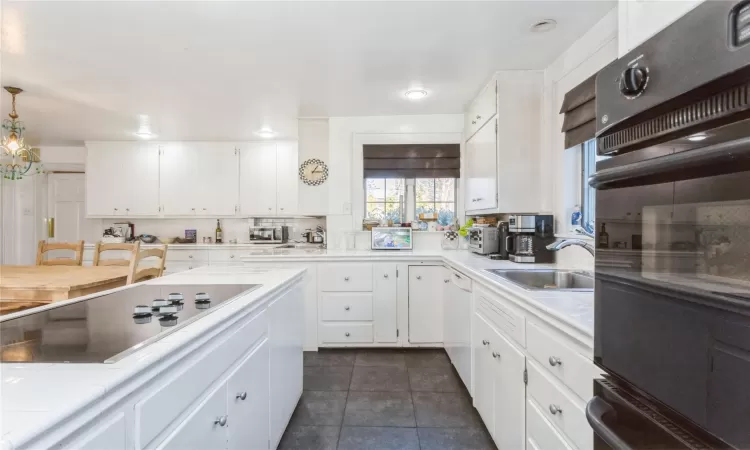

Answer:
[93,242,140,267]
[36,240,85,266]
[127,245,168,284]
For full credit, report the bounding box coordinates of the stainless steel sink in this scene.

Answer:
[484,269,594,291]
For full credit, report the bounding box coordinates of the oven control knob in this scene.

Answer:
[619,66,648,99]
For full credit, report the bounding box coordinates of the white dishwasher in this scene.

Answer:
[443,267,472,393]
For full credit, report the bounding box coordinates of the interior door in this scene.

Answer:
[239,142,277,216]
[47,173,87,243]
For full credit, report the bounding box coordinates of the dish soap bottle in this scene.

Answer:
[570,205,582,229]
[215,219,223,244]
[598,222,609,248]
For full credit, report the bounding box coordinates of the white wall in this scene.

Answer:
[325,114,464,249]
[298,119,329,216]
[540,7,618,269]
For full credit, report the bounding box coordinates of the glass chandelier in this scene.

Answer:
[1,87,42,180]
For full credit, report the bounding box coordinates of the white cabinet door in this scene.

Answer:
[64,412,126,450]
[465,119,497,212]
[268,284,304,448]
[527,399,574,450]
[373,263,398,343]
[161,142,238,216]
[86,141,159,216]
[466,78,497,140]
[227,339,270,450]
[408,266,444,344]
[472,312,495,433]
[159,142,195,216]
[442,267,456,361]
[156,383,228,450]
[275,141,299,216]
[491,327,526,450]
[239,142,277,216]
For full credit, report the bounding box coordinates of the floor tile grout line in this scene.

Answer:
[335,363,354,450]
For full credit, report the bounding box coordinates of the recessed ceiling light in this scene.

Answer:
[687,133,708,142]
[530,19,557,33]
[405,89,428,101]
[135,130,156,139]
[254,127,277,139]
[135,114,156,139]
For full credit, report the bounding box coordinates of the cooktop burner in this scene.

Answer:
[0,283,260,364]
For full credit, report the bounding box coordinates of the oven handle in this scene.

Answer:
[590,136,750,189]
[586,396,634,450]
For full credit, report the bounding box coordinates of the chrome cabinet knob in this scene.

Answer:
[189,266,193,270]
[344,277,350,281]
[202,208,207,211]
[548,356,562,366]
[236,392,247,400]
[482,340,489,346]
[416,276,422,280]
[344,306,350,311]
[384,274,389,278]
[268,208,272,211]
[230,255,235,259]
[492,352,500,359]
[471,120,477,124]
[476,115,481,120]
[126,208,130,212]
[444,279,450,283]
[189,255,193,258]
[191,208,195,211]
[114,208,119,212]
[214,416,228,427]
[549,404,562,415]
[345,332,350,337]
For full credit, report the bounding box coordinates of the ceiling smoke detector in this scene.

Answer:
[530,19,557,33]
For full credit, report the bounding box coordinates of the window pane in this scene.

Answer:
[385,202,402,222]
[385,179,405,202]
[366,202,385,220]
[416,179,435,202]
[435,203,456,226]
[434,178,455,203]
[366,178,386,201]
[416,202,436,216]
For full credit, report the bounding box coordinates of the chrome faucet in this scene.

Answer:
[546,228,596,256]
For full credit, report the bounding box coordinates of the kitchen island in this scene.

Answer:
[0,266,305,450]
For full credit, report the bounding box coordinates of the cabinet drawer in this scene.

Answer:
[475,285,525,348]
[527,399,574,450]
[319,323,373,344]
[526,320,596,401]
[135,310,267,448]
[527,361,592,450]
[155,383,228,450]
[318,264,373,292]
[209,249,242,263]
[320,292,373,321]
[166,249,209,262]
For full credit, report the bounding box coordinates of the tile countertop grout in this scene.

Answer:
[237,249,595,345]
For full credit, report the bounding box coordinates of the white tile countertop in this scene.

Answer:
[0,267,305,450]
[240,249,595,344]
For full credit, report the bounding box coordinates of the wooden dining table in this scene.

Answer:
[0,265,130,315]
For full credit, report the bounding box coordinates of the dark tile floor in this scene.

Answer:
[279,349,496,450]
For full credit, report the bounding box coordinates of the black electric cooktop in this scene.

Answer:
[0,283,260,363]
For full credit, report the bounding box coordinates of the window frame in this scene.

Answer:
[364,177,406,224]
[580,139,597,231]
[414,177,457,227]
[363,177,458,226]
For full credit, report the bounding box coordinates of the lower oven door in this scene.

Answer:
[587,378,728,450]
[591,134,750,448]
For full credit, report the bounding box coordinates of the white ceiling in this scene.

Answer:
[1,1,615,144]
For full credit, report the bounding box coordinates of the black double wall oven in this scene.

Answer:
[589,1,750,449]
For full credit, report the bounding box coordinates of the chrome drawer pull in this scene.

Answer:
[549,404,562,415]
[236,392,247,400]
[214,416,228,426]
[548,356,562,366]
[344,277,350,281]
[384,273,389,278]
[344,306,350,311]
[482,340,489,346]
[345,332,350,337]
[492,352,500,359]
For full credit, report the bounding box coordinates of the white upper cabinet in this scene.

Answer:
[464,71,543,215]
[86,141,160,217]
[239,141,299,216]
[618,0,704,57]
[275,141,299,216]
[160,142,238,216]
[465,79,497,140]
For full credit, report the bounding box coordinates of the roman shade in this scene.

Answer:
[560,73,597,148]
[363,144,460,178]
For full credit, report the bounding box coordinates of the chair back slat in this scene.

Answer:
[127,245,168,284]
[36,240,84,266]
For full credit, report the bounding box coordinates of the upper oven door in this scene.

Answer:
[591,134,750,448]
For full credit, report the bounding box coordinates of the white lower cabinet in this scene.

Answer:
[64,412,126,450]
[473,313,497,432]
[408,265,444,344]
[227,340,270,450]
[372,263,398,343]
[527,398,574,450]
[157,383,229,450]
[444,267,472,392]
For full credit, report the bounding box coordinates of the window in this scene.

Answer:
[365,178,405,223]
[581,139,608,232]
[415,178,456,226]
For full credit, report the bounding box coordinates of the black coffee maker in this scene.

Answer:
[506,215,555,263]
